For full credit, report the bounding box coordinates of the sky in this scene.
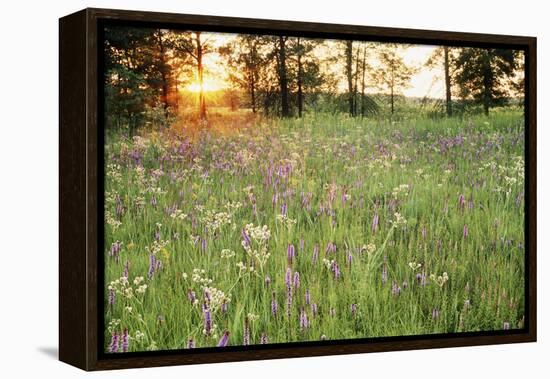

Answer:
[186,32,446,99]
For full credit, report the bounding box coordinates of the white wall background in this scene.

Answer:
[0,0,546,377]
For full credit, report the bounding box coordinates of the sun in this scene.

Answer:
[186,79,226,93]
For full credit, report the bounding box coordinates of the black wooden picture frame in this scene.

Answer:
[59,8,536,371]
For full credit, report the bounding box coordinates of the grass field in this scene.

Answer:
[103,110,525,352]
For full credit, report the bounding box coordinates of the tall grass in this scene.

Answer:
[103,110,525,352]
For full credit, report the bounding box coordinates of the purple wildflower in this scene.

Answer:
[463,224,469,238]
[155,259,162,272]
[121,328,129,352]
[108,288,116,307]
[458,194,466,210]
[331,261,341,280]
[203,306,212,336]
[201,237,207,252]
[381,265,388,285]
[299,307,309,330]
[286,286,293,317]
[147,254,156,279]
[188,290,196,304]
[281,202,288,217]
[264,275,271,287]
[311,303,318,317]
[271,292,278,317]
[287,244,295,264]
[109,241,122,262]
[305,289,310,305]
[217,331,230,347]
[241,228,251,249]
[123,260,129,279]
[109,331,119,353]
[326,241,337,254]
[293,271,301,289]
[416,272,427,286]
[391,282,401,296]
[312,244,319,264]
[221,300,228,315]
[187,338,195,349]
[285,268,292,289]
[347,251,353,266]
[260,333,268,344]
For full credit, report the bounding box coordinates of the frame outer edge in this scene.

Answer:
[59,9,88,370]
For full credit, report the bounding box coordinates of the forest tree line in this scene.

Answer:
[104,26,525,135]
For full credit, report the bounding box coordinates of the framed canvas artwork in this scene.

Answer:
[59,8,536,370]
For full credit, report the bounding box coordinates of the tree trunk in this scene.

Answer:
[196,32,207,120]
[390,64,395,115]
[360,46,367,117]
[353,47,360,117]
[297,38,303,118]
[278,36,290,118]
[444,46,452,117]
[345,41,354,116]
[155,30,170,124]
[250,72,256,113]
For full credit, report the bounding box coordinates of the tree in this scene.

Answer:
[344,41,354,116]
[425,46,458,116]
[454,48,518,115]
[220,35,266,113]
[277,36,290,117]
[172,31,212,120]
[373,44,416,115]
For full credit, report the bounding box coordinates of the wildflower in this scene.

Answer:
[203,306,212,336]
[299,308,309,330]
[271,292,278,316]
[123,260,129,279]
[293,271,301,289]
[121,328,129,352]
[311,303,318,317]
[305,289,311,305]
[430,272,449,287]
[265,275,271,286]
[108,288,116,307]
[260,333,268,344]
[187,338,195,349]
[326,241,337,254]
[286,286,293,317]
[331,261,341,280]
[285,268,292,289]
[148,254,156,279]
[351,303,358,317]
[402,281,408,290]
[109,241,122,262]
[312,244,319,264]
[217,331,230,347]
[458,194,466,210]
[287,244,295,264]
[243,317,250,346]
[109,331,119,353]
[463,224,469,238]
[408,262,422,271]
[382,265,388,285]
[391,282,401,296]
